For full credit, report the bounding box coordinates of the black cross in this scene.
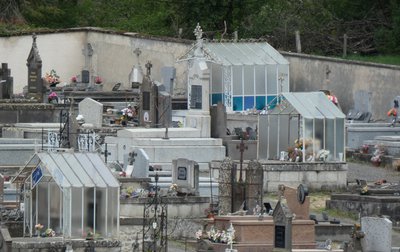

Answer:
[236,138,248,182]
[101,143,112,163]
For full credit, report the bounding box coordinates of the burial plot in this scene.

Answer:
[26,34,44,102]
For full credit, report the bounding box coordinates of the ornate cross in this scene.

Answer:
[145,61,152,76]
[101,143,112,163]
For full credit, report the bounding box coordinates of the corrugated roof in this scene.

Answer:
[280,92,346,119]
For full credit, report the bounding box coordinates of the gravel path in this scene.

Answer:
[347,161,400,183]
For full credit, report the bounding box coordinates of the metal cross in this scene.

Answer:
[236,138,248,182]
[101,143,112,163]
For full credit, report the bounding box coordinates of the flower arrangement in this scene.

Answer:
[205,225,235,244]
[44,69,60,86]
[120,187,148,199]
[94,76,103,84]
[35,223,44,232]
[361,144,369,154]
[44,228,55,237]
[371,144,385,166]
[168,183,178,196]
[287,147,302,162]
[316,149,330,161]
[71,76,77,83]
[34,224,56,237]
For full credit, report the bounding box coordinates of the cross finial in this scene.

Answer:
[134,48,141,58]
[145,61,152,76]
[194,23,203,41]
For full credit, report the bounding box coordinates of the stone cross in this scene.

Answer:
[236,138,248,182]
[145,61,152,76]
[82,43,93,70]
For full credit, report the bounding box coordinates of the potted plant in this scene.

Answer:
[94,76,103,84]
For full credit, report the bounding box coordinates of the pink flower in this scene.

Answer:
[71,76,77,82]
[95,76,102,84]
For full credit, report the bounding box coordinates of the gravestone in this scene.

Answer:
[131,148,150,178]
[161,66,175,94]
[157,90,172,128]
[354,90,372,113]
[360,216,392,252]
[218,158,234,215]
[0,63,13,99]
[210,103,227,138]
[26,34,43,102]
[281,184,310,220]
[139,62,156,126]
[78,98,103,128]
[172,158,199,195]
[272,201,293,251]
[246,160,263,215]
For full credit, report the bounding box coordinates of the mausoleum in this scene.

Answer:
[12,151,120,239]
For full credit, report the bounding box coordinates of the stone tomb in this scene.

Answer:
[360,216,392,252]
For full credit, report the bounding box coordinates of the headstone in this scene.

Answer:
[360,216,392,252]
[26,34,43,102]
[78,98,103,128]
[172,158,199,195]
[246,160,263,215]
[218,158,234,215]
[281,184,310,220]
[131,148,149,178]
[161,66,175,94]
[0,174,4,204]
[157,90,172,128]
[354,90,372,113]
[0,63,13,99]
[210,103,227,138]
[139,63,156,127]
[272,201,293,251]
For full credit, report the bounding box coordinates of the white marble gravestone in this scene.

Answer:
[78,98,103,128]
[172,158,199,195]
[131,148,149,178]
[361,216,392,252]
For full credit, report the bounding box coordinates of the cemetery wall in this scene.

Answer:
[283,52,400,121]
[0,28,190,96]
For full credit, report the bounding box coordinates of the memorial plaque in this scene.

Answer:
[190,85,202,109]
[81,70,90,83]
[172,158,199,195]
[275,226,285,248]
[177,167,187,180]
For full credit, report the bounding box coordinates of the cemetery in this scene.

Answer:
[0,23,399,252]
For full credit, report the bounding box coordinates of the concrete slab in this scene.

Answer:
[117,128,201,138]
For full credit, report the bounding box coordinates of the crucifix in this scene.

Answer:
[236,138,248,183]
[81,43,93,70]
[101,143,112,163]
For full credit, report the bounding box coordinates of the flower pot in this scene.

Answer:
[207,213,214,219]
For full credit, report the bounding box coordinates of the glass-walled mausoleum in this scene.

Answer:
[206,43,289,112]
[13,152,120,238]
[258,92,346,162]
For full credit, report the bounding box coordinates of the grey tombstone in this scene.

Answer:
[171,158,199,195]
[26,34,44,102]
[354,90,372,113]
[218,158,234,215]
[272,200,293,251]
[246,160,263,215]
[360,216,392,252]
[78,98,103,128]
[210,103,227,138]
[157,90,172,128]
[0,63,13,99]
[161,66,175,94]
[131,148,150,178]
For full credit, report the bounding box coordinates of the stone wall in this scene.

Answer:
[0,28,191,96]
[283,52,400,121]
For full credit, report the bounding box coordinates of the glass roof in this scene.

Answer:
[204,42,289,66]
[279,92,346,119]
[37,152,119,188]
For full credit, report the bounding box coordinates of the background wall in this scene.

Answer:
[283,52,400,121]
[0,29,190,96]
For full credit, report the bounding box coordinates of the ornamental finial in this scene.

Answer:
[194,23,203,41]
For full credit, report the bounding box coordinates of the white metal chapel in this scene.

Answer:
[178,23,290,113]
[12,151,120,238]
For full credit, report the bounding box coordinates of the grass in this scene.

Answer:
[340,54,400,66]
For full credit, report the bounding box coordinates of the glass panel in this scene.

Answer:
[267,95,278,109]
[87,153,120,188]
[267,65,277,94]
[325,118,335,160]
[258,115,268,159]
[336,118,345,161]
[256,96,266,110]
[315,118,324,159]
[232,66,242,96]
[211,63,223,93]
[255,65,266,94]
[244,96,254,110]
[84,187,95,232]
[49,182,62,234]
[95,188,107,238]
[49,153,82,187]
[233,97,243,111]
[108,187,119,238]
[190,85,202,109]
[76,154,107,187]
[63,188,71,237]
[62,153,95,187]
[71,187,83,238]
[38,153,71,188]
[243,65,254,95]
[304,118,314,161]
[36,182,49,232]
[278,65,289,92]
[212,93,223,106]
[268,114,279,159]
[278,115,290,155]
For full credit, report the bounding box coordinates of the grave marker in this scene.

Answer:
[272,201,293,251]
[131,148,149,178]
[0,63,13,99]
[26,34,43,101]
[172,158,199,195]
[78,98,103,128]
[361,216,392,252]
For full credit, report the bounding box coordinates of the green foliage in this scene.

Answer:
[0,0,399,58]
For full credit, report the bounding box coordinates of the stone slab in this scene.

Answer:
[117,128,201,138]
[361,217,392,252]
